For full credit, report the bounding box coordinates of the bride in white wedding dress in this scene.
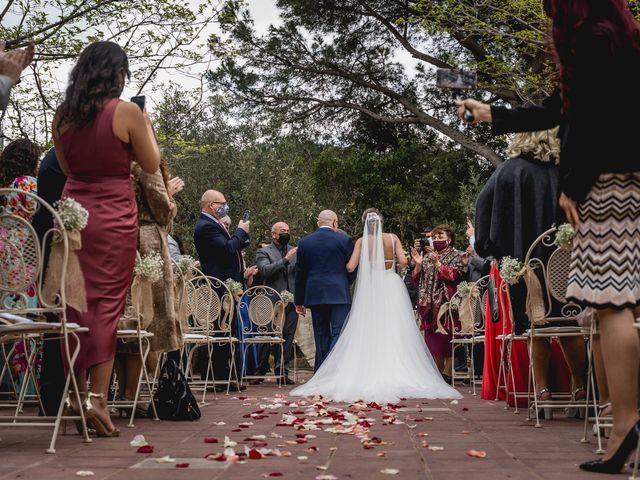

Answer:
[290,209,461,404]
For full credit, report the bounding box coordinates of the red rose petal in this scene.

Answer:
[295,439,307,444]
[269,473,283,477]
[306,446,319,452]
[204,437,218,443]
[232,429,243,432]
[176,463,189,468]
[205,453,226,461]
[295,434,307,438]
[462,407,469,411]
[363,445,374,450]
[249,448,264,460]
[137,445,154,453]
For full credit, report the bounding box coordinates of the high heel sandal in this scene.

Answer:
[535,388,553,420]
[84,392,120,438]
[580,420,640,473]
[62,396,94,436]
[566,386,587,419]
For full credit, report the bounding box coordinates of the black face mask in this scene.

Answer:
[278,233,291,246]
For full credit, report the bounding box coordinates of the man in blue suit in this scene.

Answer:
[295,210,354,370]
[194,189,249,282]
[193,189,250,391]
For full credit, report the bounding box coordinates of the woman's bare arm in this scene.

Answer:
[347,237,362,272]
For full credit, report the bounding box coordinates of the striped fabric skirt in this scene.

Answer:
[566,173,640,309]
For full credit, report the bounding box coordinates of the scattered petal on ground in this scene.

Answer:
[204,437,218,443]
[467,449,487,458]
[137,445,154,454]
[155,456,175,464]
[224,436,238,448]
[175,463,189,468]
[129,435,148,447]
[380,468,400,475]
[315,475,338,480]
[450,400,459,405]
[426,445,444,451]
[75,472,94,477]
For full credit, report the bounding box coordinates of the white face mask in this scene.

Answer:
[469,235,476,249]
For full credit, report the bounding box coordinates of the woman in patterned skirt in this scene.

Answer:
[457,0,640,473]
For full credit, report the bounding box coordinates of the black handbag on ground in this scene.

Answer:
[149,358,201,421]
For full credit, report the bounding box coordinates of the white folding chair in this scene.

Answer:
[109,260,159,427]
[450,275,490,395]
[521,227,588,427]
[182,274,238,403]
[238,286,286,386]
[0,188,90,453]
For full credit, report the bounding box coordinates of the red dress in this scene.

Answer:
[58,98,137,373]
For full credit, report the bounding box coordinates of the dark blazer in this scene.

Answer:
[256,243,296,294]
[32,149,67,243]
[193,213,249,283]
[491,28,640,202]
[294,227,354,307]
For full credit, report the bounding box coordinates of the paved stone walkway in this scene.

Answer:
[0,375,616,479]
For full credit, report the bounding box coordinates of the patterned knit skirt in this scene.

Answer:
[566,173,640,309]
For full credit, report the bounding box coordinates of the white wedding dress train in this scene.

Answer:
[290,213,461,404]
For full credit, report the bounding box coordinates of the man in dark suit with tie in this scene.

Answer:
[253,221,298,385]
[193,189,250,390]
[295,210,355,370]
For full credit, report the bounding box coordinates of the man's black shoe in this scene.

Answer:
[277,376,295,386]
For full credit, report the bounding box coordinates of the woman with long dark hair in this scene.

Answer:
[52,41,160,437]
[458,0,640,473]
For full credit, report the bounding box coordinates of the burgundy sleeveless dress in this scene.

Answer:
[59,98,137,373]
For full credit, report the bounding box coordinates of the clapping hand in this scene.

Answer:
[285,246,298,262]
[0,41,35,85]
[167,176,185,196]
[410,247,423,266]
[243,265,258,280]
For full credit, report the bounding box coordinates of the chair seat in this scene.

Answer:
[523,326,584,337]
[184,333,214,342]
[117,329,154,339]
[242,336,283,343]
[452,335,485,344]
[0,322,86,336]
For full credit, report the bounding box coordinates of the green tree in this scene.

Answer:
[0,0,219,145]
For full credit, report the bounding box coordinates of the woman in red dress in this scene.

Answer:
[52,41,160,436]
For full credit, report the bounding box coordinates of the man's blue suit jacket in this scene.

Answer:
[193,213,249,283]
[294,228,354,307]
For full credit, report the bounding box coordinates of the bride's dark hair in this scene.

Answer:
[57,41,130,131]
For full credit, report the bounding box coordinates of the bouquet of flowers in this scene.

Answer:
[134,252,164,283]
[43,197,89,312]
[554,223,575,250]
[177,255,197,275]
[500,256,525,285]
[449,281,472,311]
[280,290,294,305]
[225,278,244,297]
[53,197,89,241]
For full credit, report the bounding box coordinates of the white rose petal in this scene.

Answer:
[155,456,175,464]
[76,472,94,478]
[223,436,237,448]
[129,434,148,447]
[381,468,400,475]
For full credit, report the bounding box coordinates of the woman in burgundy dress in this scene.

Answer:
[52,41,160,436]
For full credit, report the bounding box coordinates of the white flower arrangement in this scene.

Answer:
[554,223,575,250]
[177,255,197,275]
[225,278,244,296]
[500,256,525,285]
[134,252,164,283]
[54,197,89,234]
[280,290,294,305]
[449,281,472,311]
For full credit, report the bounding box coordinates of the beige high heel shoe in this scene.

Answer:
[84,392,120,438]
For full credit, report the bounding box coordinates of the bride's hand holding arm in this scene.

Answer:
[346,238,362,273]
